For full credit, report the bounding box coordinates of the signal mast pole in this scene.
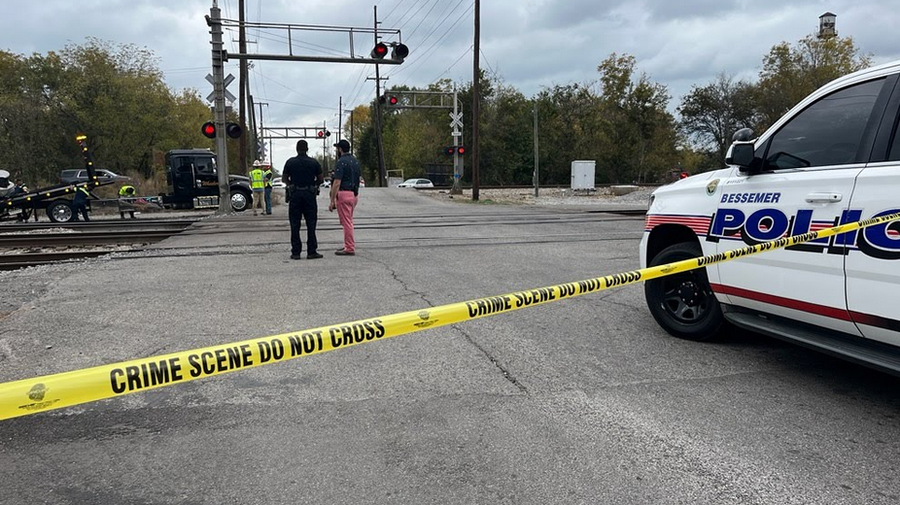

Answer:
[471,0,481,201]
[209,2,231,214]
[373,6,387,187]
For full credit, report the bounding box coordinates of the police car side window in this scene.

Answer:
[888,107,900,161]
[763,78,885,170]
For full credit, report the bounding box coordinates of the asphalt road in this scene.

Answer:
[1,188,898,504]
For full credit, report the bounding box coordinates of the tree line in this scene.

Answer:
[0,33,872,190]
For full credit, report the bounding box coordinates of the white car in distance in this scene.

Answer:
[398,178,434,188]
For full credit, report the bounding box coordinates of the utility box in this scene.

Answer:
[570,160,596,190]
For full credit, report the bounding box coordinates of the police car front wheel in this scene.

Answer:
[645,242,724,341]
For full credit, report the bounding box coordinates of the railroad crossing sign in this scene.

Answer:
[206,73,236,103]
[449,112,463,129]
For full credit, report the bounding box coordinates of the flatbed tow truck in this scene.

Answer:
[1,144,253,223]
[0,135,113,223]
[0,178,113,223]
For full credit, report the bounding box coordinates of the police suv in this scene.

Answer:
[641,60,900,374]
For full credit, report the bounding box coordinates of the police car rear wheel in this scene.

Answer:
[645,242,724,341]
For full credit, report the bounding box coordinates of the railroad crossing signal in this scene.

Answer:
[205,73,236,103]
[379,94,399,105]
[201,121,243,139]
[370,42,409,62]
[444,146,465,156]
[316,130,331,138]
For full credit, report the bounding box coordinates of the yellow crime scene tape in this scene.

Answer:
[1,211,898,421]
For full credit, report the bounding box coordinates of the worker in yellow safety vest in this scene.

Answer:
[262,162,274,215]
[72,185,93,222]
[249,161,265,215]
[118,185,137,219]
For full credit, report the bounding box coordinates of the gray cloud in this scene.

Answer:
[2,0,898,163]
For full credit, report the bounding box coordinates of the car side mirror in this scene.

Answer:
[726,142,759,173]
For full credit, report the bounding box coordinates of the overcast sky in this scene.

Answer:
[5,0,900,165]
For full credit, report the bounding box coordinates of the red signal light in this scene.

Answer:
[371,43,388,59]
[389,96,398,105]
[201,122,216,139]
[317,130,325,138]
[456,146,465,155]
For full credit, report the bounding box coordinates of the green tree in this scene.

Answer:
[755,34,872,130]
[597,53,679,183]
[678,73,758,163]
[0,39,222,189]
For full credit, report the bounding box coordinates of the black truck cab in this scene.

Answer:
[163,149,252,211]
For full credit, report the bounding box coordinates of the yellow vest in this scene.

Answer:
[263,169,273,188]
[249,168,265,190]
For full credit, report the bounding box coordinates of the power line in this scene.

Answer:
[250,68,332,108]
[383,0,411,24]
[394,0,429,30]
[405,0,442,40]
[385,0,468,79]
[432,44,472,83]
[480,48,495,76]
[393,2,475,86]
[257,97,336,111]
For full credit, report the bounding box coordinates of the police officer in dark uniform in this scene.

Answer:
[282,140,324,260]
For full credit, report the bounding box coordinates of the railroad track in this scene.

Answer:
[0,220,195,269]
[0,218,197,232]
[0,230,187,248]
[0,250,143,271]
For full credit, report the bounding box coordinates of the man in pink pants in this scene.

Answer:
[328,139,361,255]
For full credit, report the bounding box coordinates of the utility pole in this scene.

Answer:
[323,120,329,173]
[373,6,387,187]
[349,109,355,154]
[238,0,248,175]
[209,2,231,214]
[340,107,355,154]
[337,96,343,143]
[257,101,268,164]
[471,0,481,201]
[533,101,540,197]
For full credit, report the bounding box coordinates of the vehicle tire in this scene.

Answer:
[644,242,724,341]
[47,200,74,223]
[231,190,250,212]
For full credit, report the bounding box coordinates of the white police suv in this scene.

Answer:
[641,60,900,374]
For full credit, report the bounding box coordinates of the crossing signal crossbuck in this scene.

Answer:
[201,121,243,139]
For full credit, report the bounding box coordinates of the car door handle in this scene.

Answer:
[805,192,843,203]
